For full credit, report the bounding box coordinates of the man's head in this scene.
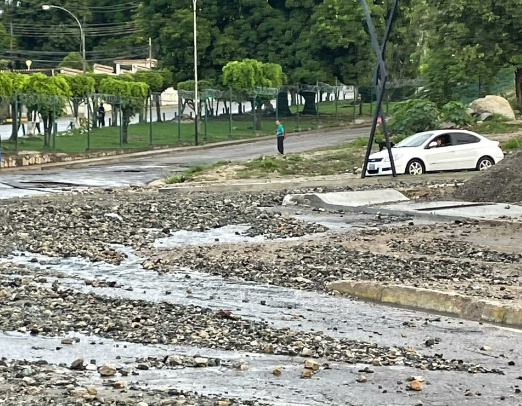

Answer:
[436,138,442,146]
[275,120,280,125]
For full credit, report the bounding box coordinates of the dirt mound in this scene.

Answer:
[454,151,522,203]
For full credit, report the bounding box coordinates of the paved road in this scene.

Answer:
[0,127,370,199]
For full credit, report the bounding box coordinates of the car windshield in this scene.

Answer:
[394,132,434,148]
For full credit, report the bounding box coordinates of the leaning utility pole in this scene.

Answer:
[359,0,399,178]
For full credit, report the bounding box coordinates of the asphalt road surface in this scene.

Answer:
[0,127,369,199]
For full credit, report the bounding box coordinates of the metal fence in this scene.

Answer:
[0,81,416,154]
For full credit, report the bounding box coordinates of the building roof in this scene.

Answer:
[93,63,113,71]
[59,67,83,75]
[114,58,157,65]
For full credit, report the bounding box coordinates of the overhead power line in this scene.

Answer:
[3,46,150,56]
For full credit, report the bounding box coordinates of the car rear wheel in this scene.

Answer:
[476,156,494,171]
[406,159,425,176]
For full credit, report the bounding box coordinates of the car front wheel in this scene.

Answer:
[476,156,494,171]
[406,159,425,176]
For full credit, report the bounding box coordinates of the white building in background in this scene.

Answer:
[92,64,114,75]
[114,58,157,74]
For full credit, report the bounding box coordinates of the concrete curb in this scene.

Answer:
[0,124,370,173]
[158,172,475,194]
[327,280,522,329]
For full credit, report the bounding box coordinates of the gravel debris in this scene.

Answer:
[0,359,266,405]
[454,151,522,203]
[0,279,503,374]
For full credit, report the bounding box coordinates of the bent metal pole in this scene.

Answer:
[359,0,398,178]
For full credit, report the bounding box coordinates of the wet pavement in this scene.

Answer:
[2,167,522,405]
[0,127,369,200]
[3,329,520,406]
[3,241,522,405]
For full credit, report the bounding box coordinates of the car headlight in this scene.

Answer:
[383,154,403,162]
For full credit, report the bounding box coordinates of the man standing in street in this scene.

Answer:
[275,119,285,155]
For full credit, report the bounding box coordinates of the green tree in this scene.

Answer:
[154,69,174,122]
[59,52,91,72]
[138,0,215,82]
[390,99,440,134]
[63,74,95,127]
[98,77,149,144]
[133,70,164,122]
[423,0,522,109]
[177,79,213,116]
[223,59,285,127]
[22,73,71,145]
[0,73,30,141]
[86,73,111,128]
[0,23,10,50]
[9,0,90,67]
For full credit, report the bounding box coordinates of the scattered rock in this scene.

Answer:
[304,359,321,371]
[272,366,282,376]
[70,358,84,370]
[112,381,126,389]
[409,380,423,391]
[98,364,117,377]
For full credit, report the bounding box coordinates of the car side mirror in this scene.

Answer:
[428,142,437,149]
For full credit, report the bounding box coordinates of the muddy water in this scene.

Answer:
[154,225,266,248]
[5,249,522,368]
[3,222,522,405]
[2,331,520,406]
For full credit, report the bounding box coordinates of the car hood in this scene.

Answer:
[369,147,415,160]
[369,149,395,159]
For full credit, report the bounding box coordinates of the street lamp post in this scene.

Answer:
[193,0,198,146]
[42,4,86,74]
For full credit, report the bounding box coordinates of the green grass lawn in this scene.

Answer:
[0,101,373,154]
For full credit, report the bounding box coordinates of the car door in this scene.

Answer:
[449,132,482,169]
[422,133,456,171]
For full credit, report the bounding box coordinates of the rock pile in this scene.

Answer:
[155,232,515,300]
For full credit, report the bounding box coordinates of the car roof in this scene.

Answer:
[428,129,482,137]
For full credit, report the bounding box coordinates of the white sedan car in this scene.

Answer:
[366,130,504,176]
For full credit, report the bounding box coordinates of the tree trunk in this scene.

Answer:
[91,97,98,129]
[111,106,118,127]
[122,109,131,144]
[155,94,162,122]
[43,117,52,146]
[515,68,522,115]
[277,92,292,117]
[73,101,80,129]
[300,91,317,115]
[9,102,17,141]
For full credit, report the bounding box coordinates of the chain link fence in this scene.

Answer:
[0,81,421,154]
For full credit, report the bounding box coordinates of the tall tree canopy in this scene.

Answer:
[422,0,522,107]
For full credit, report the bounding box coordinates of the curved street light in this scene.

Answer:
[42,4,86,74]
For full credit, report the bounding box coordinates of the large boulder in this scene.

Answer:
[469,95,515,121]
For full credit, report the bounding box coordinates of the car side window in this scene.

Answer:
[429,134,452,148]
[451,133,480,145]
